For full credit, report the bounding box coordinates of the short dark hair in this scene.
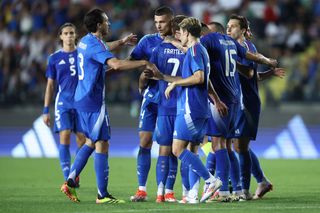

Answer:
[229,14,249,31]
[200,22,210,35]
[58,22,77,46]
[172,15,187,33]
[208,21,225,34]
[84,8,105,33]
[154,6,174,17]
[179,17,201,38]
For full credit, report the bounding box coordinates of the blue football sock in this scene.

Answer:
[59,144,70,181]
[76,146,81,155]
[68,144,94,182]
[72,146,81,177]
[206,152,216,176]
[165,154,177,191]
[228,151,241,192]
[137,146,151,187]
[239,150,252,190]
[180,161,190,192]
[250,149,264,183]
[156,156,169,190]
[95,153,109,198]
[189,156,200,193]
[179,149,210,181]
[215,148,230,192]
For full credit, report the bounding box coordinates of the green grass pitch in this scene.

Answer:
[0,158,319,213]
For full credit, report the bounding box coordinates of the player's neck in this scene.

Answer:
[63,45,76,52]
[92,32,103,40]
[187,37,199,48]
[237,36,245,45]
[160,32,172,39]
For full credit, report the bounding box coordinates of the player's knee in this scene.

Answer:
[76,133,86,147]
[139,132,153,148]
[172,146,183,157]
[59,130,71,145]
[159,146,171,156]
[85,139,95,149]
[234,138,250,153]
[95,140,109,154]
[233,145,241,153]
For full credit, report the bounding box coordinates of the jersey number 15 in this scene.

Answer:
[225,49,236,77]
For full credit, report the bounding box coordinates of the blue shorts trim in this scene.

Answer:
[173,114,207,144]
[77,105,110,142]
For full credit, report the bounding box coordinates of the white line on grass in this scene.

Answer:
[104,205,320,213]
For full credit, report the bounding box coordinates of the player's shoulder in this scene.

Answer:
[201,32,222,47]
[139,33,161,43]
[244,40,257,53]
[48,49,63,61]
[157,41,174,49]
[79,34,108,51]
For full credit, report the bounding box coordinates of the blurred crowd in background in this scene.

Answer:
[0,0,320,112]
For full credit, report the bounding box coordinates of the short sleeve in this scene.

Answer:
[130,35,147,60]
[190,46,205,74]
[91,43,114,64]
[46,55,56,80]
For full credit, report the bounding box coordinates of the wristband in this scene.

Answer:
[43,106,49,114]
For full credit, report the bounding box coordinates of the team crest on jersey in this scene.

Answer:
[69,57,75,65]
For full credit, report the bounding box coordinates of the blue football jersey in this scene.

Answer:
[130,33,163,101]
[238,40,260,114]
[177,43,210,118]
[46,49,78,109]
[74,33,114,112]
[200,33,247,104]
[150,42,185,115]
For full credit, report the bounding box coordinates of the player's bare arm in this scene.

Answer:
[106,33,138,51]
[106,57,157,72]
[257,67,286,81]
[236,61,254,79]
[164,70,204,99]
[245,52,277,68]
[138,72,149,94]
[42,78,55,127]
[208,80,228,116]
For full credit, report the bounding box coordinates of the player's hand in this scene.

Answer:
[43,114,51,127]
[272,67,285,78]
[143,69,154,79]
[215,99,228,117]
[165,82,176,99]
[121,33,137,46]
[145,62,163,80]
[268,58,278,68]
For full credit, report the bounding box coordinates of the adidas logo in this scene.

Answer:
[263,115,318,159]
[11,116,58,158]
[58,60,66,65]
[173,130,177,136]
